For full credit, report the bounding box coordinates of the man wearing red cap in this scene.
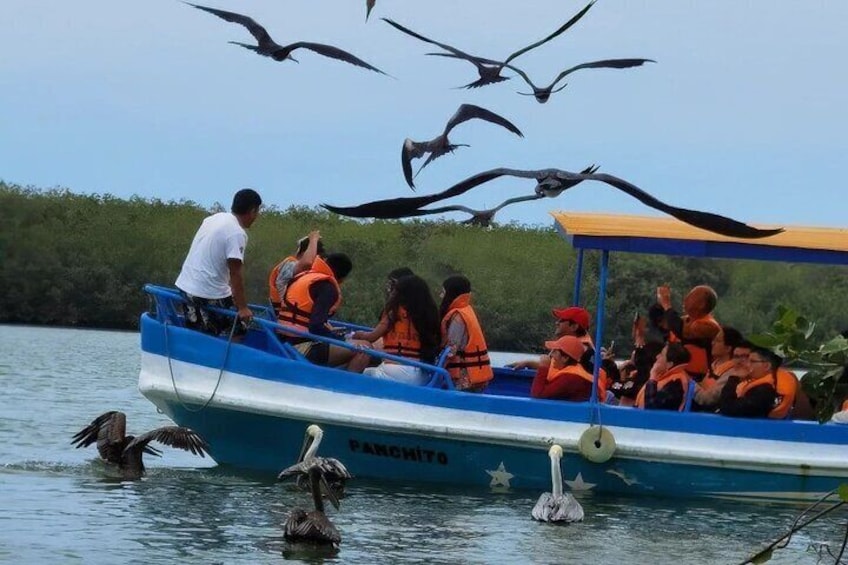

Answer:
[530,335,605,401]
[508,306,594,371]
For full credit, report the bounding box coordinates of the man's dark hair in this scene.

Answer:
[325,253,353,281]
[666,342,691,366]
[231,188,262,215]
[296,236,325,258]
[388,267,414,282]
[721,326,744,349]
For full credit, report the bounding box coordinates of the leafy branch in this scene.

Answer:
[739,486,848,564]
[749,306,848,423]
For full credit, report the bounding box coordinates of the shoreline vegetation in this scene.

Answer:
[3,181,847,352]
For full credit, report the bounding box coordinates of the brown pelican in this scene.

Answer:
[71,411,209,479]
[279,424,352,499]
[507,59,655,103]
[186,2,387,74]
[322,166,784,239]
[402,104,523,189]
[281,460,343,549]
[532,445,584,523]
[382,1,594,89]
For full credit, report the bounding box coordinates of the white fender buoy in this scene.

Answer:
[578,425,616,463]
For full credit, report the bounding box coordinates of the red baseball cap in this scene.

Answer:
[544,335,585,361]
[552,306,591,331]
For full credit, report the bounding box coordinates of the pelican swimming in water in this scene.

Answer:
[185,2,387,75]
[71,411,209,480]
[532,445,584,523]
[402,104,523,189]
[281,460,343,549]
[279,424,352,498]
[322,165,784,239]
[382,1,595,89]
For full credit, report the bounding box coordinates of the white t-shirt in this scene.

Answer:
[175,212,248,299]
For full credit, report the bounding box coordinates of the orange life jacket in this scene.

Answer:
[268,255,297,315]
[669,314,721,377]
[842,399,848,412]
[546,363,607,401]
[277,257,341,335]
[735,373,775,398]
[635,365,691,411]
[441,294,493,386]
[701,358,735,391]
[382,307,423,362]
[768,368,798,420]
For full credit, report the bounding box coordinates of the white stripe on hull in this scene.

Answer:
[139,352,848,478]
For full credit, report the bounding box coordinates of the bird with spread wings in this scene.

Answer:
[382,1,595,89]
[402,104,523,190]
[323,167,784,239]
[186,2,387,74]
[71,411,210,479]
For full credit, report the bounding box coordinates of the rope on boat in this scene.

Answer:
[163,316,237,414]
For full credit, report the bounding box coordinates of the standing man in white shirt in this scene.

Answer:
[175,188,262,336]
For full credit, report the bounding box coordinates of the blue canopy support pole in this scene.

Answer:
[589,250,610,409]
[572,248,585,306]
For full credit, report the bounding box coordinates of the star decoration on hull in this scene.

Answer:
[564,472,596,491]
[486,462,514,488]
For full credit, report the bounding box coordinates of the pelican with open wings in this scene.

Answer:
[71,411,209,479]
[322,167,784,239]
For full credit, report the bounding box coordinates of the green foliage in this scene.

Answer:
[2,182,848,356]
[749,307,848,422]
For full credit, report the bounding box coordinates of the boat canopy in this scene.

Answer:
[550,211,848,404]
[551,211,848,266]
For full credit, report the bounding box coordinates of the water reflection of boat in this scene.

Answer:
[139,212,848,503]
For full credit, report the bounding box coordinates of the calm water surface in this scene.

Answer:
[0,325,843,564]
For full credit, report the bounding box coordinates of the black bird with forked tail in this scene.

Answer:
[402,104,523,190]
[322,167,784,239]
[382,1,595,89]
[185,2,387,74]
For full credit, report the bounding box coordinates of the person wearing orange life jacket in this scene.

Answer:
[439,275,493,392]
[268,231,323,316]
[348,274,441,386]
[763,350,799,420]
[508,306,596,372]
[348,267,415,348]
[657,284,722,381]
[693,326,745,412]
[635,342,692,411]
[718,343,777,418]
[278,253,355,367]
[530,335,606,402]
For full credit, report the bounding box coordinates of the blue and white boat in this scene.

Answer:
[138,212,848,503]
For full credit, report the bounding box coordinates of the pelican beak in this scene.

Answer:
[296,429,313,463]
[320,473,341,510]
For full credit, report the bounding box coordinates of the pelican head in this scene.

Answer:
[297,424,324,463]
[548,444,563,459]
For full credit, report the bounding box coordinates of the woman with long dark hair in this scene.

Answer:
[349,274,441,385]
[439,275,493,392]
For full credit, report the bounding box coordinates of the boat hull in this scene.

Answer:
[139,315,848,503]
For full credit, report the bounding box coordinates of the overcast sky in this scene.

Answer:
[2,1,846,228]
